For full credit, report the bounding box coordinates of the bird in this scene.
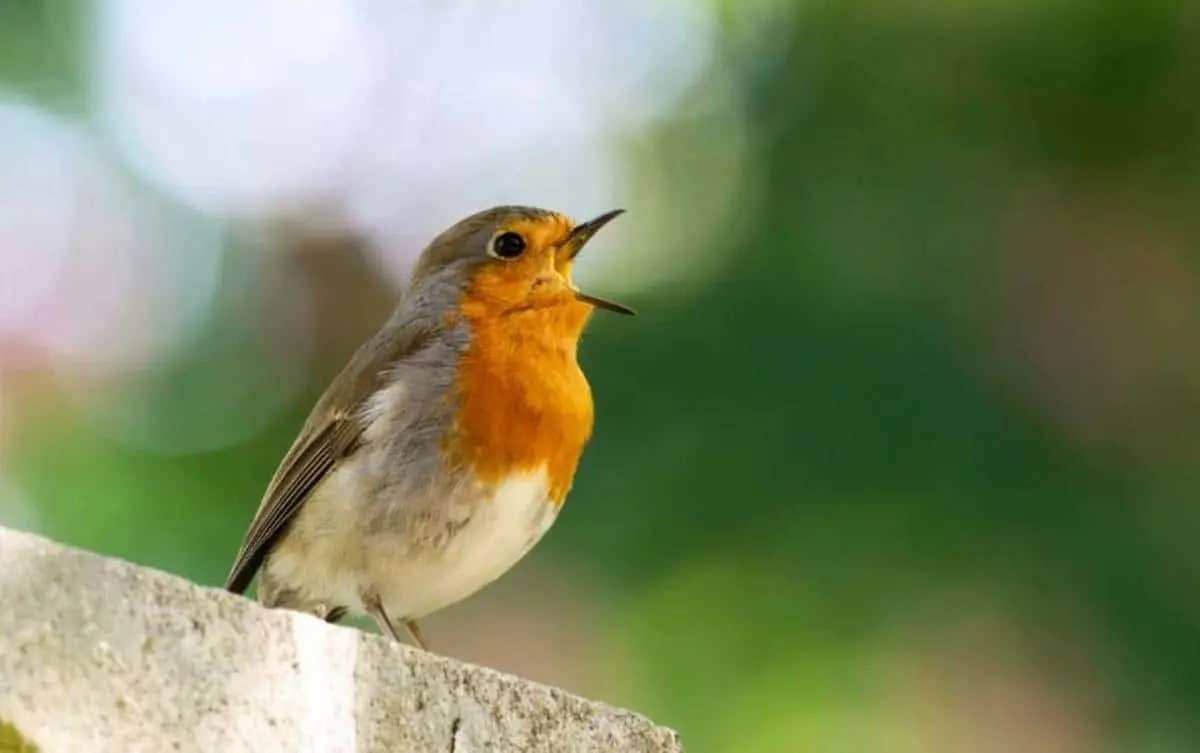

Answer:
[223,205,633,650]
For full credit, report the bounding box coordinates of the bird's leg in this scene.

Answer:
[404,619,429,651]
[361,591,430,650]
[361,591,403,642]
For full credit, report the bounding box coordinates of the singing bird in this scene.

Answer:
[224,206,633,649]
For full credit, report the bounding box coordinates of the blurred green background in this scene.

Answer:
[3,1,1200,751]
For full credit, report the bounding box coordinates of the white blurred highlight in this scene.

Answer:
[91,0,719,280]
[0,101,82,341]
[95,0,383,217]
[0,98,223,373]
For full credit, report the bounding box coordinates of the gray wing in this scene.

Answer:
[224,313,436,595]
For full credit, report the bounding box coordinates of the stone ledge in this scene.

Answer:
[0,526,683,753]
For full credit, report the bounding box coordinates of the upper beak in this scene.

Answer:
[562,209,636,316]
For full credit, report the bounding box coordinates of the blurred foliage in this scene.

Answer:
[0,0,84,107]
[4,1,1200,752]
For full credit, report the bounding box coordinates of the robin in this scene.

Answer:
[223,205,633,650]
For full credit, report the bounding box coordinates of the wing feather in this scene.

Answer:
[224,416,362,594]
[223,314,436,595]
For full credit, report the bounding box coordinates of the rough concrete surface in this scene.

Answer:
[0,526,683,753]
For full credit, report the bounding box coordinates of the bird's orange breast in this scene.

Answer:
[449,280,595,506]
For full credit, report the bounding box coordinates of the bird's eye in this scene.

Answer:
[490,231,526,260]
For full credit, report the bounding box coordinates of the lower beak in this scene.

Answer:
[563,209,636,316]
[575,291,636,315]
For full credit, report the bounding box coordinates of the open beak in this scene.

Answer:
[562,209,636,316]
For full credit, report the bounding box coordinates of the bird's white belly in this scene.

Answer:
[265,464,561,622]
[373,469,559,620]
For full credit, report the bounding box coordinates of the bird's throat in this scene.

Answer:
[450,301,595,504]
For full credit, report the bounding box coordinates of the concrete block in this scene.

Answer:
[0,526,683,753]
